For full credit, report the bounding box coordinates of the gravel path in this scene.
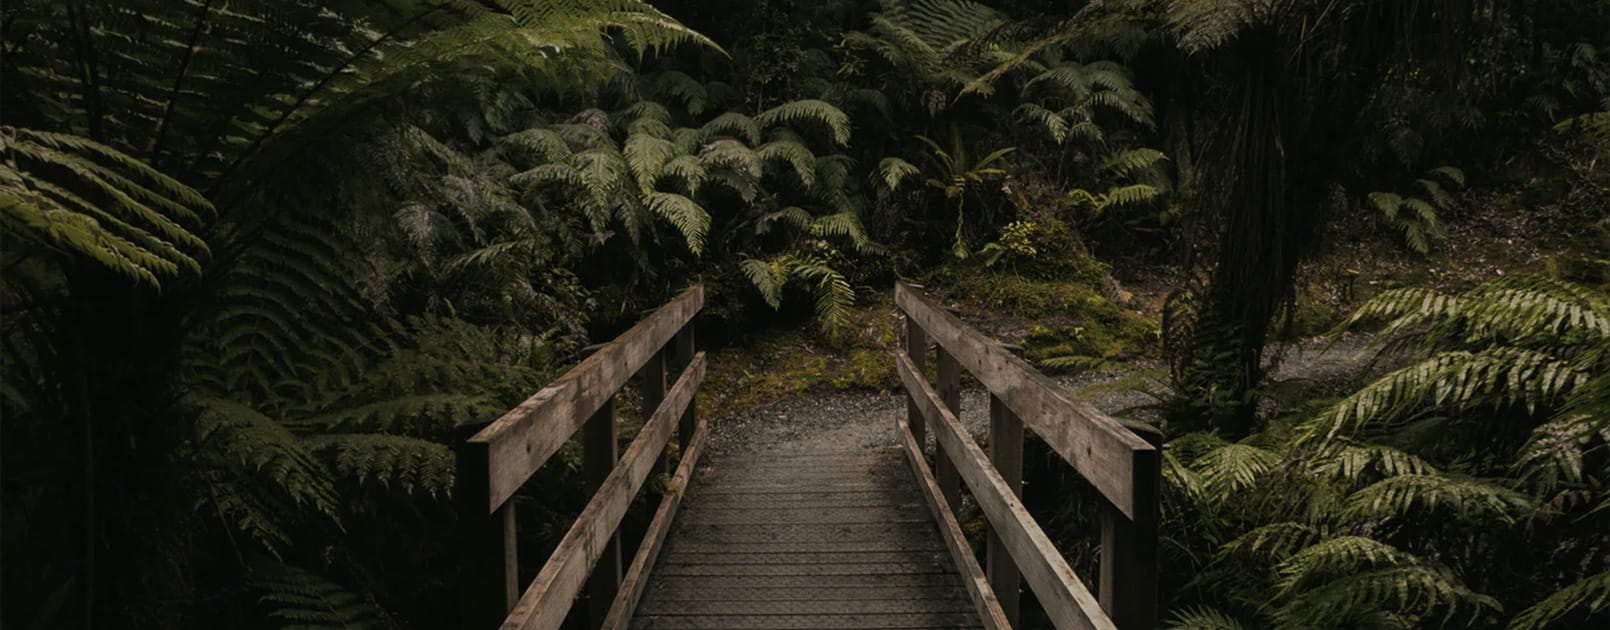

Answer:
[705,335,1375,458]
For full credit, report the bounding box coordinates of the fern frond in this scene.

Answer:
[2,127,212,287]
[661,154,706,196]
[699,112,761,145]
[251,561,381,630]
[754,100,852,146]
[790,258,855,333]
[876,157,920,191]
[1223,522,1325,562]
[1275,564,1499,629]
[1508,571,1610,630]
[699,139,762,179]
[1343,474,1534,524]
[757,139,818,188]
[740,258,784,309]
[305,434,455,499]
[1167,605,1248,630]
[1196,443,1280,496]
[624,132,677,194]
[646,192,710,255]
[810,212,871,251]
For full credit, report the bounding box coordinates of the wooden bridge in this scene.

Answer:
[455,281,1163,630]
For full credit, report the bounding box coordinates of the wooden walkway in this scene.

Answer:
[632,447,980,629]
[455,282,1162,630]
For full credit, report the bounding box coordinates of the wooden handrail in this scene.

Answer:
[893,280,1161,630]
[456,284,706,629]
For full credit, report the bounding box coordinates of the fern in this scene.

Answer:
[305,434,455,499]
[757,139,818,188]
[1,127,212,287]
[1195,443,1280,495]
[251,561,382,630]
[1167,605,1248,630]
[754,100,852,146]
[646,192,711,255]
[1344,474,1534,524]
[1508,571,1610,630]
[741,258,784,309]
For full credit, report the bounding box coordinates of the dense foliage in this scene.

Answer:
[2,0,1606,628]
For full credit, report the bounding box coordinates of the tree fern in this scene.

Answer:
[305,434,456,499]
[876,156,921,191]
[1344,474,1534,524]
[1,127,212,287]
[1167,605,1248,630]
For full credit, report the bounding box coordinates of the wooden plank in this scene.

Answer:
[898,351,1116,630]
[895,280,1154,519]
[905,314,929,448]
[584,400,621,628]
[1100,428,1161,630]
[502,354,706,630]
[989,345,1026,629]
[469,285,703,513]
[897,410,1011,630]
[641,350,668,473]
[600,418,710,630]
[455,440,518,628]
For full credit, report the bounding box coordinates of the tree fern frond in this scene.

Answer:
[1344,474,1534,524]
[305,434,455,499]
[251,561,381,630]
[810,212,871,251]
[1167,605,1249,630]
[1313,443,1440,484]
[661,154,706,196]
[1276,564,1499,629]
[2,127,212,287]
[1196,443,1280,496]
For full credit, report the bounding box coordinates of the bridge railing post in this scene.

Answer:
[987,343,1026,628]
[935,346,962,519]
[584,398,621,628]
[674,325,696,461]
[904,312,928,448]
[1100,424,1162,630]
[455,418,518,629]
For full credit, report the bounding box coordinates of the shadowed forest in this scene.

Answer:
[2,1,1607,628]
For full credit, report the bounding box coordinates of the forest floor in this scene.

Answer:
[697,138,1605,427]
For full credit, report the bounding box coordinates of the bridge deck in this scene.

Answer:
[631,444,983,629]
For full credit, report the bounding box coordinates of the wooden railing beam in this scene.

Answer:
[897,351,1115,630]
[895,280,1154,519]
[502,354,706,630]
[468,286,704,512]
[1100,427,1161,630]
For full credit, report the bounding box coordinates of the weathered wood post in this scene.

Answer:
[584,398,621,628]
[987,343,1026,627]
[1100,421,1162,630]
[935,346,962,518]
[674,325,696,460]
[455,417,517,629]
[904,307,929,448]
